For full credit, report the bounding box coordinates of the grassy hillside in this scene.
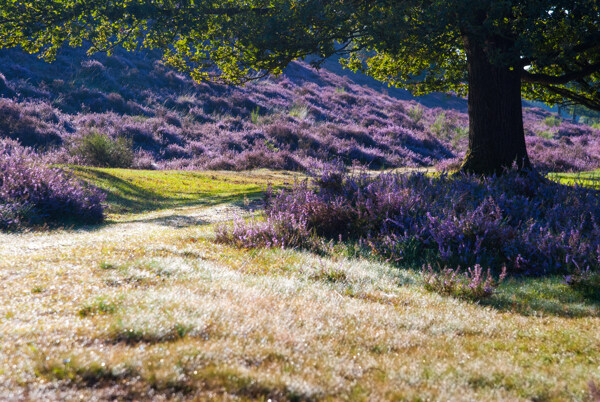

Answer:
[0,168,598,400]
[1,47,600,173]
[2,42,600,400]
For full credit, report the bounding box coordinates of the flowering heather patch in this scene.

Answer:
[0,139,104,230]
[1,47,599,172]
[219,169,600,276]
[214,214,311,249]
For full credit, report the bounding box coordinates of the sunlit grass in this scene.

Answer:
[0,168,599,399]
[67,166,301,217]
[549,169,600,188]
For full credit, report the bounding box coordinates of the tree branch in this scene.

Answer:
[543,84,600,112]
[521,61,600,85]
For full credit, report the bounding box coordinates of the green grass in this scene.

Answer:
[67,166,300,216]
[484,276,600,317]
[1,167,599,399]
[548,170,600,188]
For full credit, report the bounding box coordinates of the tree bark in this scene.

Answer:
[460,36,532,175]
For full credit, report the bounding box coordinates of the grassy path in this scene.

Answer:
[0,168,599,400]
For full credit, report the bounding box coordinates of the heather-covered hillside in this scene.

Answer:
[1,47,599,172]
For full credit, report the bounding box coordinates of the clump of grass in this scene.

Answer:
[110,321,194,344]
[36,355,135,385]
[99,261,121,270]
[79,297,120,317]
[408,104,424,124]
[422,264,506,301]
[544,115,562,128]
[564,267,600,299]
[289,104,309,120]
[537,130,554,140]
[309,262,348,283]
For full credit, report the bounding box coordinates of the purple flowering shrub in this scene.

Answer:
[0,98,67,148]
[422,264,507,300]
[0,139,104,230]
[2,47,600,173]
[218,168,600,276]
[214,213,312,249]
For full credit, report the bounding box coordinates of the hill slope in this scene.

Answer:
[1,169,599,400]
[1,47,599,172]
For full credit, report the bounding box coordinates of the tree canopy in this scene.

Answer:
[1,1,600,173]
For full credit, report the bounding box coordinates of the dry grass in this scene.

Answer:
[1,170,599,400]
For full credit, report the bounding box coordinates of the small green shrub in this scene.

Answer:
[544,115,562,128]
[537,130,554,140]
[430,113,448,137]
[408,105,424,124]
[310,262,348,283]
[99,261,119,270]
[70,131,134,168]
[452,126,469,147]
[250,106,261,125]
[78,297,119,317]
[430,112,466,142]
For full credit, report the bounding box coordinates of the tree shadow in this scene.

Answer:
[229,197,265,212]
[70,166,266,214]
[481,276,600,318]
[134,215,211,228]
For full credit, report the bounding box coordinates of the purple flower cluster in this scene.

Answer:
[0,139,104,230]
[220,168,600,276]
[214,213,311,249]
[1,47,599,173]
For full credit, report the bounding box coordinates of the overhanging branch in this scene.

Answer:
[543,84,600,111]
[521,61,600,85]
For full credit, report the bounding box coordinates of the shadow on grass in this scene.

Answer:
[134,215,211,228]
[70,166,266,214]
[482,276,600,318]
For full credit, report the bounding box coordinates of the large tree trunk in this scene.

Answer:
[460,36,532,175]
